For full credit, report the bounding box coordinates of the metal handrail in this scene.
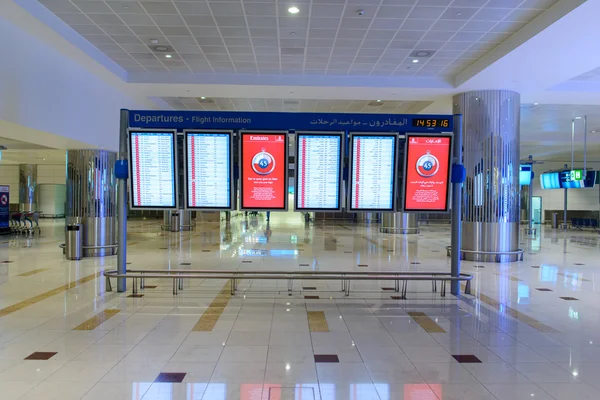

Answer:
[103,269,473,298]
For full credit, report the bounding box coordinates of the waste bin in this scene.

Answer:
[66,223,83,260]
[552,213,558,229]
[170,212,180,232]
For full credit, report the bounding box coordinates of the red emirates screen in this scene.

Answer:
[403,135,452,212]
[241,132,287,209]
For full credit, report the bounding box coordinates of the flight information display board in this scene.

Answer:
[541,170,597,189]
[295,132,343,211]
[348,133,397,211]
[128,130,177,209]
[185,131,234,210]
[240,131,288,210]
[402,134,452,212]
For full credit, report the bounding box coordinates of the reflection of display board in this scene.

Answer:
[184,131,234,210]
[402,134,452,212]
[541,170,596,189]
[295,132,343,211]
[348,133,398,212]
[128,130,177,209]
[0,186,9,232]
[240,131,288,210]
[519,164,532,185]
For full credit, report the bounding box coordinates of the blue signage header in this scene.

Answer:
[128,110,454,133]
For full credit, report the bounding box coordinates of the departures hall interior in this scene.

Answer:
[3,0,600,399]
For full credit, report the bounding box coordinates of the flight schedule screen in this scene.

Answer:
[129,131,177,209]
[349,134,397,211]
[240,132,287,210]
[295,133,342,211]
[186,132,233,209]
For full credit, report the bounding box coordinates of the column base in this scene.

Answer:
[379,227,420,234]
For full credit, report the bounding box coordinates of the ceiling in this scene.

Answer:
[0,137,53,150]
[0,137,65,165]
[36,0,558,77]
[154,96,433,112]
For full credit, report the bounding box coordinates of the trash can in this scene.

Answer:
[170,212,180,232]
[66,223,83,260]
[552,213,558,229]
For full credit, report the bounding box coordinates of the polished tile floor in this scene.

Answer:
[0,213,599,399]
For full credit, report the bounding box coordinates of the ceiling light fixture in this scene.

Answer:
[200,96,206,100]
[534,102,539,105]
[288,6,299,14]
[165,54,172,59]
[376,99,381,102]
[150,39,159,44]
[575,116,582,119]
[412,59,419,63]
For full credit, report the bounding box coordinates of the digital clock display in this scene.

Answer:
[412,118,450,128]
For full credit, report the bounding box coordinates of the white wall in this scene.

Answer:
[37,165,65,185]
[0,166,19,204]
[0,164,65,205]
[532,162,600,215]
[0,1,150,151]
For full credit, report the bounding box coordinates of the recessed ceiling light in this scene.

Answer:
[415,51,430,57]
[412,59,419,63]
[200,96,206,99]
[575,116,582,119]
[150,39,159,44]
[376,99,381,102]
[42,158,46,161]
[288,6,299,14]
[165,54,172,58]
[534,102,539,105]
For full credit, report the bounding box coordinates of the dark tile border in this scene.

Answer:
[559,297,579,301]
[304,295,320,300]
[452,355,482,363]
[314,354,339,363]
[536,288,553,292]
[25,352,57,360]
[155,372,186,383]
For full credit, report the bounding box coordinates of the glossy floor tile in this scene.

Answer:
[1,216,600,399]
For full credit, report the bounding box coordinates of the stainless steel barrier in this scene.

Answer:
[104,269,474,298]
[445,246,524,262]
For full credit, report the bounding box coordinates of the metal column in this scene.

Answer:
[451,114,463,296]
[117,109,128,292]
[563,188,568,230]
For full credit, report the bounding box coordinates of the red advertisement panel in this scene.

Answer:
[241,132,287,209]
[404,135,452,212]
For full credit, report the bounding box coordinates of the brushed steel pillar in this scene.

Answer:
[66,150,117,257]
[453,90,520,262]
[19,164,37,212]
[380,212,419,234]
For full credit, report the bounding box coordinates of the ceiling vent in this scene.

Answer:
[197,98,215,104]
[367,101,384,106]
[409,50,435,58]
[283,100,299,105]
[149,45,174,53]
